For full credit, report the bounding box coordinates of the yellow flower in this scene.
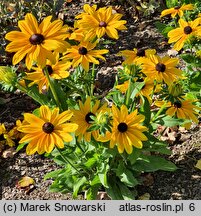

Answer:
[160,4,194,18]
[63,41,108,71]
[68,27,85,42]
[0,123,6,135]
[71,97,108,142]
[196,50,201,59]
[116,77,154,103]
[77,5,127,40]
[66,21,85,42]
[119,48,156,65]
[155,99,200,123]
[168,18,201,51]
[115,80,129,93]
[101,105,148,154]
[76,4,97,20]
[25,52,71,93]
[18,105,78,155]
[5,13,69,69]
[141,54,183,85]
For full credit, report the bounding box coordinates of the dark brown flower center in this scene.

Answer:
[136,49,145,57]
[118,122,128,133]
[29,34,45,45]
[173,101,182,108]
[42,122,54,134]
[99,21,107,27]
[85,112,95,124]
[137,77,144,82]
[155,63,166,72]
[67,29,74,34]
[174,6,180,9]
[46,65,53,75]
[78,46,88,55]
[184,26,192,35]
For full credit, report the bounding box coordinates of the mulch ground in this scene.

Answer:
[0,0,201,200]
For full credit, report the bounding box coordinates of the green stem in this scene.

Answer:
[76,140,85,153]
[90,63,96,97]
[43,68,62,110]
[125,78,132,107]
[56,146,79,172]
[151,101,167,123]
[15,83,47,105]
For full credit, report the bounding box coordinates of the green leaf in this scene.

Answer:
[117,182,136,200]
[160,115,185,127]
[16,142,28,152]
[98,162,109,188]
[85,186,100,200]
[116,162,139,187]
[73,176,87,198]
[143,133,171,155]
[139,96,151,126]
[165,0,178,8]
[91,175,101,186]
[127,148,142,165]
[84,157,97,168]
[180,53,195,64]
[133,155,177,172]
[106,178,123,200]
[86,176,102,200]
[44,169,65,180]
[154,21,174,37]
[130,82,145,101]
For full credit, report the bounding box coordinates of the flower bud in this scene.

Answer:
[168,82,183,97]
[0,66,17,87]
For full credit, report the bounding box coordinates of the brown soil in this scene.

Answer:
[0,0,201,200]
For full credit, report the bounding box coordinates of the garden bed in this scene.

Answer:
[0,0,201,200]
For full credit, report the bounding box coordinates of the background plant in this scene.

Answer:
[0,0,200,200]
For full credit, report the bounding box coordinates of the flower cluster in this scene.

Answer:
[1,2,200,200]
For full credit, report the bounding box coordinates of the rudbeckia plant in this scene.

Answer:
[1,3,200,200]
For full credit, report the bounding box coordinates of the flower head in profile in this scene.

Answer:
[160,4,194,18]
[18,105,78,155]
[0,120,23,147]
[63,41,108,71]
[119,48,156,65]
[5,13,69,69]
[77,4,127,40]
[71,97,108,142]
[168,18,201,51]
[155,99,201,124]
[141,54,183,85]
[25,53,71,93]
[99,105,148,154]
